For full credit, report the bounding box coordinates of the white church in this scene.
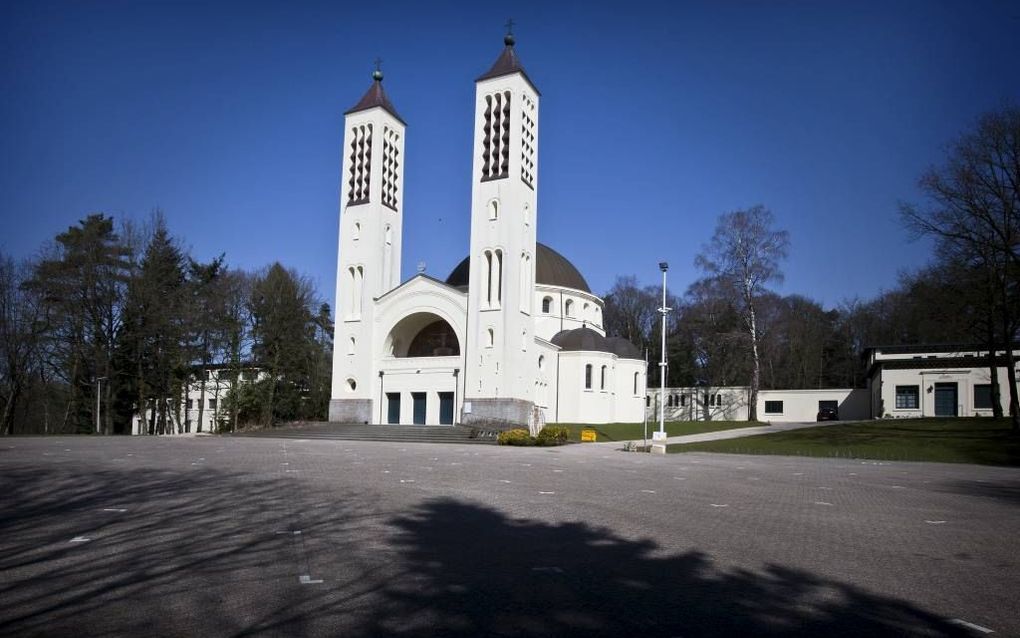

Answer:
[329,34,646,429]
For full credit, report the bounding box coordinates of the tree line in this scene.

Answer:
[0,213,332,435]
[604,105,1019,426]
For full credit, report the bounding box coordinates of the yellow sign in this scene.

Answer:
[580,429,597,442]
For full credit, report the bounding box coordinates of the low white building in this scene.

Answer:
[864,344,1020,418]
[132,366,260,435]
[646,344,1020,424]
[646,387,870,423]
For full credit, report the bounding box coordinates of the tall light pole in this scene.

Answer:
[95,376,106,435]
[653,262,670,445]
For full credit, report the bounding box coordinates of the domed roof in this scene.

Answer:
[446,243,590,293]
[605,337,643,360]
[550,328,642,359]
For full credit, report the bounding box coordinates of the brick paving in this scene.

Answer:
[1,436,1017,636]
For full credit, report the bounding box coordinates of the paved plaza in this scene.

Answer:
[1,435,1018,636]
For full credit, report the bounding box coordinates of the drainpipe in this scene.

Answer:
[378,371,384,424]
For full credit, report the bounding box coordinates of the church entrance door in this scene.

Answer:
[412,392,427,424]
[439,392,454,425]
[386,393,400,424]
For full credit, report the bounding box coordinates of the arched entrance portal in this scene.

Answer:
[381,313,462,425]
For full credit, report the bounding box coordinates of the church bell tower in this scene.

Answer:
[462,31,541,426]
[329,67,406,423]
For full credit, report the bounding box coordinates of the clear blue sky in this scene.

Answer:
[3,1,1018,309]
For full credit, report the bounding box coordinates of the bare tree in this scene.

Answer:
[695,206,789,421]
[901,104,1020,430]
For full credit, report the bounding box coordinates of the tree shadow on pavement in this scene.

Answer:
[0,463,975,637]
[361,498,971,637]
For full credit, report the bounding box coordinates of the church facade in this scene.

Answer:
[329,35,645,429]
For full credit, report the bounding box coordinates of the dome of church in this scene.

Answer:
[445,242,591,293]
[605,337,643,360]
[550,326,613,353]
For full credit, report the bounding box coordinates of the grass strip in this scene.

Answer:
[556,421,757,443]
[668,417,1020,467]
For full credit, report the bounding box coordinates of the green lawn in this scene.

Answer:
[668,418,1020,467]
[555,421,757,443]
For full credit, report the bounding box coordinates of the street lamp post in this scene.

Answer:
[95,376,107,435]
[652,262,670,451]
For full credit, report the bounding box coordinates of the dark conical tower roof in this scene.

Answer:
[476,33,540,95]
[345,69,405,125]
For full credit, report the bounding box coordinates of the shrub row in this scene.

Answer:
[497,426,570,446]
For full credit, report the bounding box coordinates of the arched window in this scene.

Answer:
[666,395,673,407]
[520,252,531,312]
[680,395,686,407]
[633,372,639,395]
[355,266,364,316]
[521,329,527,351]
[494,250,503,305]
[600,365,607,390]
[484,251,493,307]
[523,203,530,226]
[538,355,545,370]
[542,296,552,313]
[346,378,357,392]
[584,364,592,390]
[353,222,361,240]
[348,336,355,355]
[488,199,499,220]
[716,393,723,407]
[486,328,494,348]
[565,299,574,317]
[646,395,651,407]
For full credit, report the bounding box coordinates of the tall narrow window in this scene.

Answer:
[483,251,493,307]
[486,328,494,348]
[633,372,639,395]
[383,225,393,287]
[565,299,574,317]
[523,203,531,226]
[584,364,592,390]
[519,252,531,313]
[521,329,527,351]
[488,199,499,220]
[348,336,355,355]
[348,124,372,204]
[353,222,361,240]
[494,249,503,306]
[347,266,357,318]
[600,365,607,390]
[542,296,552,313]
[355,266,364,317]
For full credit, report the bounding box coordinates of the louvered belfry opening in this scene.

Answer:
[481,90,511,181]
[381,126,400,210]
[347,124,372,205]
[521,93,536,188]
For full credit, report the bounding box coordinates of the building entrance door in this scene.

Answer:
[438,392,454,425]
[386,393,400,424]
[934,383,958,417]
[412,392,427,424]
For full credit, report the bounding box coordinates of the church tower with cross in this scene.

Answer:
[461,26,543,425]
[328,30,646,428]
[329,65,406,424]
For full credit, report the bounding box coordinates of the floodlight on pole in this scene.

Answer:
[654,262,670,445]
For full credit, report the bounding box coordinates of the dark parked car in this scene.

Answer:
[816,407,839,421]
